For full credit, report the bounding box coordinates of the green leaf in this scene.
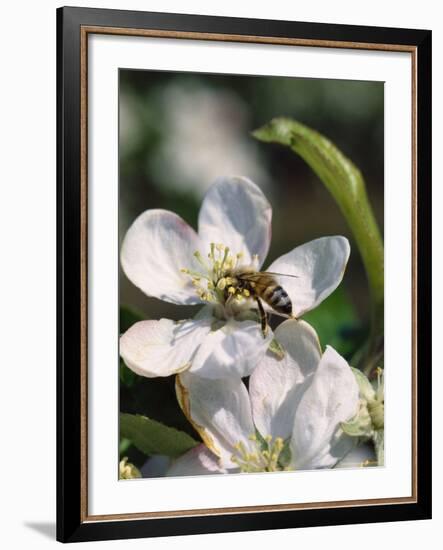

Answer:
[120,413,199,458]
[253,118,384,370]
[119,437,132,456]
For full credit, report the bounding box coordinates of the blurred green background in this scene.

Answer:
[118,70,384,471]
[119,69,383,330]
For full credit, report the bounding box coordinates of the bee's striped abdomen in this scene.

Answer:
[262,285,292,316]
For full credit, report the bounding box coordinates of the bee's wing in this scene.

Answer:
[264,271,299,279]
[239,271,277,292]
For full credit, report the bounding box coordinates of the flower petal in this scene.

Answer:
[176,372,255,468]
[266,236,350,317]
[121,209,204,305]
[120,318,212,377]
[198,176,272,267]
[249,320,321,440]
[291,346,360,469]
[335,442,376,469]
[167,445,225,477]
[140,455,172,478]
[189,320,273,379]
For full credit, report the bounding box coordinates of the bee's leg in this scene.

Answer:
[255,297,268,338]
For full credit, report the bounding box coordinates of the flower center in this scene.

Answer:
[180,243,258,306]
[230,434,291,473]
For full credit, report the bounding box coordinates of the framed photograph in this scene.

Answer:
[57,6,432,543]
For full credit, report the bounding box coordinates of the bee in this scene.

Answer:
[223,269,298,337]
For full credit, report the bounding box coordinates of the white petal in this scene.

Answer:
[140,455,171,478]
[291,346,360,469]
[167,445,225,477]
[267,236,350,317]
[335,442,376,469]
[121,209,204,305]
[176,372,255,467]
[249,320,321,440]
[198,176,272,267]
[300,431,356,470]
[120,318,212,377]
[189,320,272,379]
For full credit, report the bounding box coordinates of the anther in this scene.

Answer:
[217,278,227,290]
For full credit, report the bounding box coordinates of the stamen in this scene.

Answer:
[231,434,291,473]
[194,250,210,271]
[219,246,230,271]
[217,278,227,290]
[209,243,215,261]
[180,243,251,307]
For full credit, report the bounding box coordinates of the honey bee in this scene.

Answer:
[223,269,298,337]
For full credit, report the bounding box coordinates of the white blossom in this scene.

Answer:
[120,176,350,380]
[168,320,360,475]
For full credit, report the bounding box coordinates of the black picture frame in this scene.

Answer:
[57,5,432,543]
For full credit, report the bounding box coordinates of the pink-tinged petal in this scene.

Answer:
[176,372,255,468]
[189,320,273,379]
[291,346,360,470]
[198,176,272,268]
[266,236,350,317]
[121,209,204,305]
[249,320,321,440]
[167,445,225,477]
[120,318,212,377]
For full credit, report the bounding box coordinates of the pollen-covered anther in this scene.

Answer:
[180,243,247,305]
[216,278,227,290]
[231,434,289,473]
[242,289,251,297]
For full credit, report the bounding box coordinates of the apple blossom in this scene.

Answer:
[120,176,350,380]
[168,319,360,476]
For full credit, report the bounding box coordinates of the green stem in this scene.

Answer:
[253,118,384,368]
